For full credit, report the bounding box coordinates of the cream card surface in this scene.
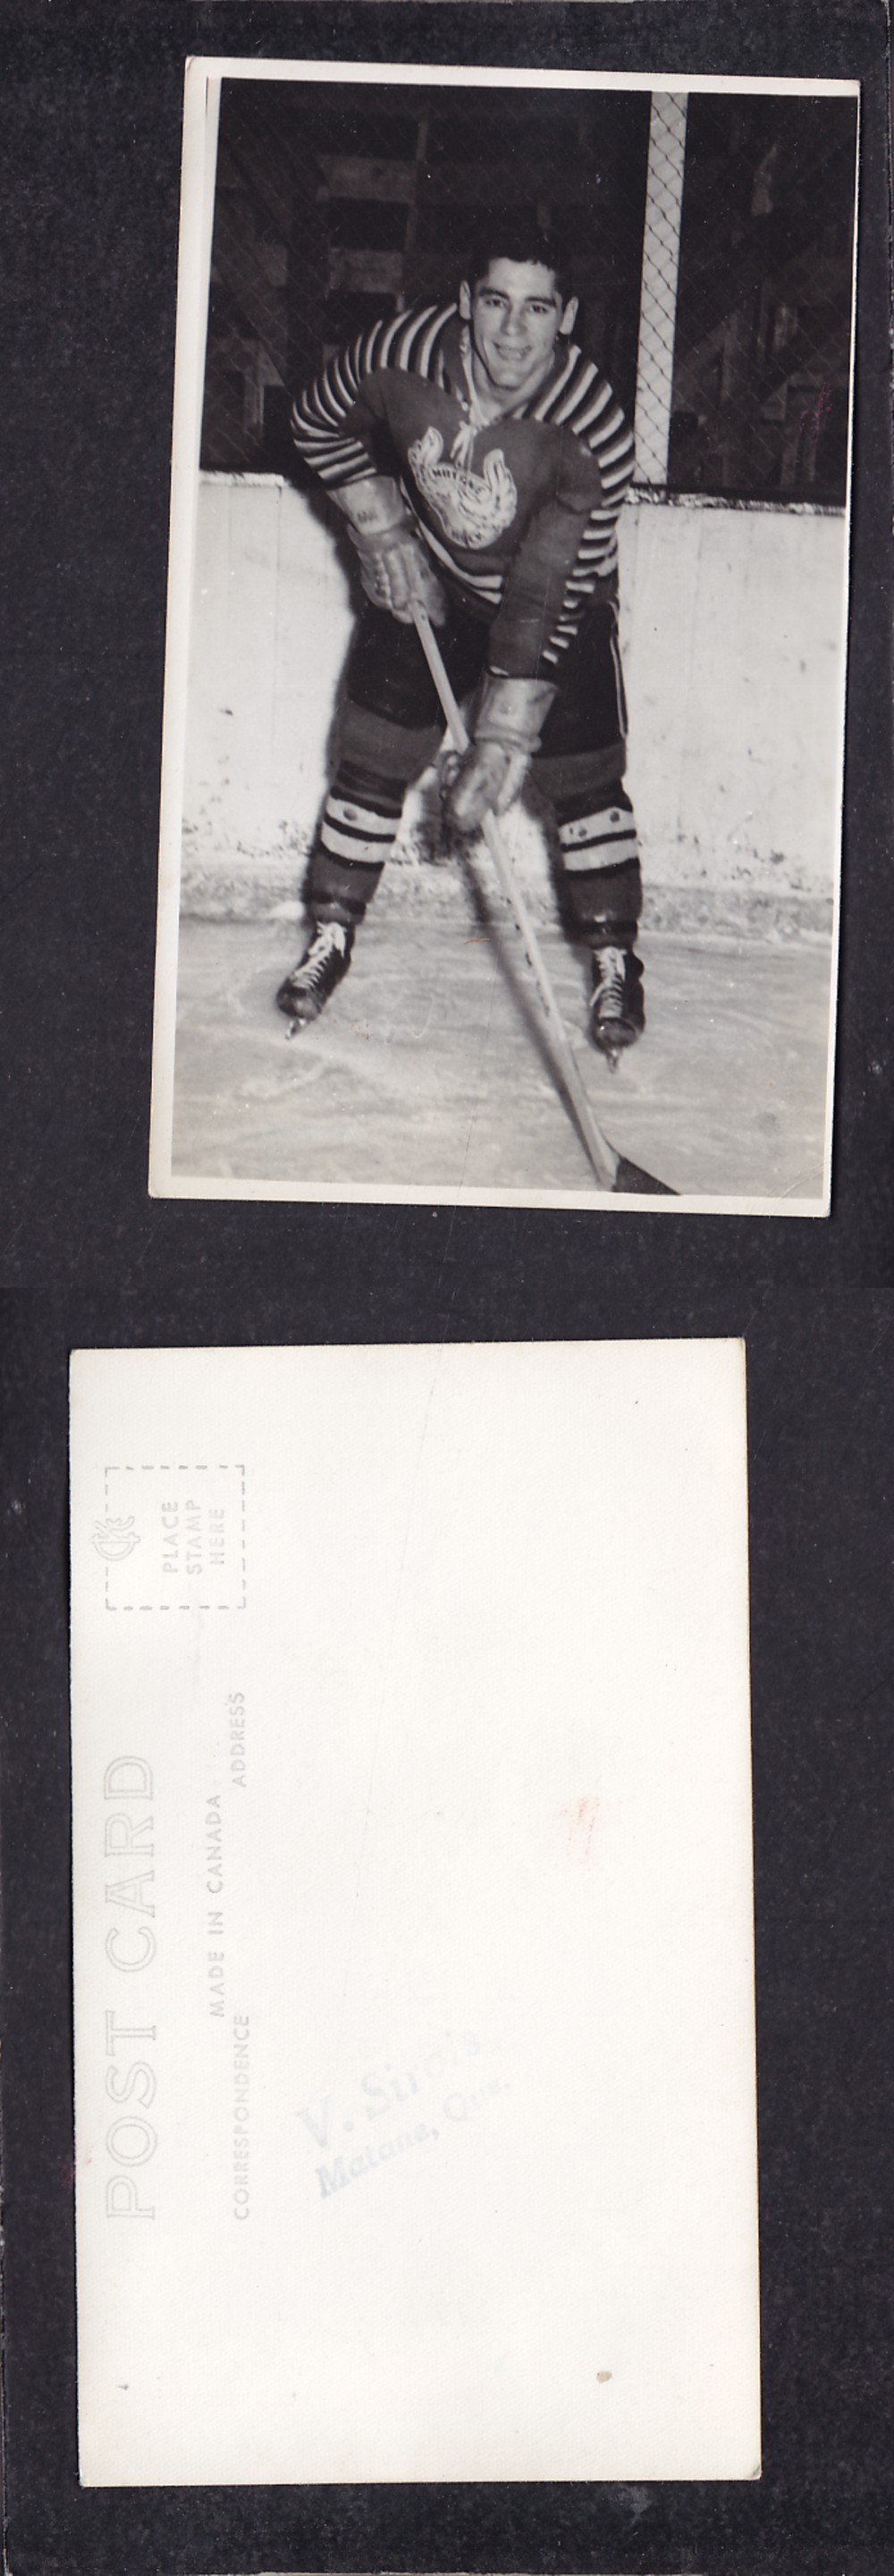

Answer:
[71,1340,759,2484]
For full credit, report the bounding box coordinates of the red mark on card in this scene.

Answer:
[561,1795,599,1863]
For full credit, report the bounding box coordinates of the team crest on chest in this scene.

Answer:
[408,425,518,550]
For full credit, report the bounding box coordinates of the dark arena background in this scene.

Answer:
[166,76,858,1205]
[201,80,855,505]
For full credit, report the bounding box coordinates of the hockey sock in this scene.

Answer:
[306,765,404,929]
[555,788,642,946]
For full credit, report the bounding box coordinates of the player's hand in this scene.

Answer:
[337,476,446,625]
[353,522,447,625]
[441,741,529,831]
[441,672,557,834]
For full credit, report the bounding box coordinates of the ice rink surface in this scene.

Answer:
[170,873,832,1203]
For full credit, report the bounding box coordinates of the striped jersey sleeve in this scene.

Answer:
[527,351,636,667]
[291,304,455,487]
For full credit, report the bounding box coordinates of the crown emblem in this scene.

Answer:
[91,1515,140,1563]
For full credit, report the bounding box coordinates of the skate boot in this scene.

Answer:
[275,922,354,1034]
[587,944,645,1068]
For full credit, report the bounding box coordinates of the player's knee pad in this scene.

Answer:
[335,698,442,791]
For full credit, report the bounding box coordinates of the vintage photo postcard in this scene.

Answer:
[148,60,858,1215]
[71,1339,759,2484]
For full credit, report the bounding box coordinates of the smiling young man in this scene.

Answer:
[281,217,644,1061]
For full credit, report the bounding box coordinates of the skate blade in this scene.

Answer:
[590,1036,622,1073]
[589,1017,637,1073]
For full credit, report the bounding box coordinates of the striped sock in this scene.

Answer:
[555,791,642,945]
[556,795,640,875]
[308,779,403,928]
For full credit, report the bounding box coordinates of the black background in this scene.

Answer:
[2,4,892,2572]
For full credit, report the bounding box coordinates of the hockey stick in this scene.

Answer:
[412,605,675,1197]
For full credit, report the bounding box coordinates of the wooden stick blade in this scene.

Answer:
[411,608,676,1199]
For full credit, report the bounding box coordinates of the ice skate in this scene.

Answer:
[275,922,354,1034]
[587,944,645,1068]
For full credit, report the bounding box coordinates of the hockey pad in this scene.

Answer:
[353,523,447,626]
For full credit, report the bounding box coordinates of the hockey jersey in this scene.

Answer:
[291,303,635,680]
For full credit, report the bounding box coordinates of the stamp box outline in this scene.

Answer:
[98,1461,248,1612]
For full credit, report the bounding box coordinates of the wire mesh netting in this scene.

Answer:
[635,93,687,486]
[200,80,856,509]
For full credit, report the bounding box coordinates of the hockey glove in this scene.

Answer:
[337,476,446,626]
[443,672,557,833]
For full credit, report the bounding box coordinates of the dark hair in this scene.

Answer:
[465,211,572,307]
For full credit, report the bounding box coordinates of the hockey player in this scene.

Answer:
[279,215,645,1061]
